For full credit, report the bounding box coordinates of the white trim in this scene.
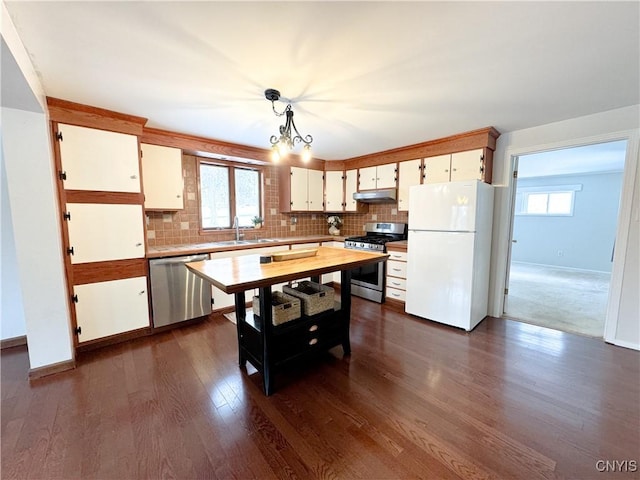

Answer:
[511,260,612,275]
[606,338,640,351]
[603,130,639,344]
[492,129,639,349]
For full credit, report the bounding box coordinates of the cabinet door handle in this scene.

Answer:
[139,290,145,295]
[309,324,318,332]
[391,281,401,286]
[391,293,401,297]
[309,338,318,346]
[136,243,142,247]
[130,175,138,179]
[392,268,402,272]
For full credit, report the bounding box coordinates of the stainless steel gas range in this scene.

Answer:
[344,222,407,303]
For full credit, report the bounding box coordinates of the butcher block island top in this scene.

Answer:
[186,246,389,293]
[186,246,389,395]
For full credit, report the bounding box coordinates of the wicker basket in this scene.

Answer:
[283,281,335,316]
[252,291,301,326]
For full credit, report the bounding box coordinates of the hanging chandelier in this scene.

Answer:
[265,88,313,163]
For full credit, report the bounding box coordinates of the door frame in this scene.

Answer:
[497,130,639,345]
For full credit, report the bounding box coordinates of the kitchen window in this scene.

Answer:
[199,160,262,229]
[515,184,581,216]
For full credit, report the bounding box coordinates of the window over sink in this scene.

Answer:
[198,160,263,229]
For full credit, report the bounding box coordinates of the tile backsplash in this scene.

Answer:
[145,154,408,247]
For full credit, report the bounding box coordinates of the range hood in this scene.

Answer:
[353,188,397,204]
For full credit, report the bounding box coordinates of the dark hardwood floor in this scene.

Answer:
[2,297,639,479]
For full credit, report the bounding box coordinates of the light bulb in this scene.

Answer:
[278,142,289,158]
[301,145,312,163]
[271,147,280,163]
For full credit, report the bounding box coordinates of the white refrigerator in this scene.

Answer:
[405,180,494,331]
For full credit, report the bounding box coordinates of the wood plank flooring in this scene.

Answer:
[2,297,639,479]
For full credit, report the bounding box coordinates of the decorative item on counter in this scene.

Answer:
[327,215,342,236]
[251,216,264,229]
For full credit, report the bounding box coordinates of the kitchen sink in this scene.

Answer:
[215,240,252,246]
[252,238,278,243]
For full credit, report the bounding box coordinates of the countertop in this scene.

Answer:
[186,246,388,293]
[147,235,346,259]
[386,240,408,251]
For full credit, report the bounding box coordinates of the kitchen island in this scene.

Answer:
[186,246,388,395]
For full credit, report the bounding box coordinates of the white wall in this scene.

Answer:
[489,105,640,350]
[1,136,26,340]
[2,3,74,368]
[2,107,74,368]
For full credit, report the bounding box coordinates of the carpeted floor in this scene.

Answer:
[504,262,610,337]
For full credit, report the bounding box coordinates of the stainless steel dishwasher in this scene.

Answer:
[149,254,212,327]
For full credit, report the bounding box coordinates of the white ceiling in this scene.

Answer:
[4,1,639,161]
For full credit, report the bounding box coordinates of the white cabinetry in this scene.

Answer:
[53,119,150,348]
[397,159,422,211]
[324,171,344,212]
[57,123,140,192]
[74,276,150,342]
[345,169,359,212]
[287,167,324,212]
[358,163,397,190]
[66,203,145,263]
[141,143,184,210]
[424,149,485,184]
[386,247,407,302]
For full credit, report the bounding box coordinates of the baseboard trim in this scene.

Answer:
[606,338,640,351]
[1,335,27,350]
[29,359,76,380]
[511,261,611,275]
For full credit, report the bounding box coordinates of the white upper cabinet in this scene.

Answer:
[397,159,422,211]
[66,203,145,264]
[288,167,324,212]
[141,143,184,210]
[424,149,485,184]
[424,154,452,184]
[307,169,324,212]
[324,170,344,212]
[290,166,309,211]
[358,163,397,190]
[450,149,485,182]
[344,169,359,212]
[57,123,141,192]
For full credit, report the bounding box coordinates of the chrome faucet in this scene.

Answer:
[233,216,242,241]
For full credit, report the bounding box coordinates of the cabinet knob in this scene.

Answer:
[139,290,145,295]
[177,194,181,198]
[136,243,142,247]
[309,324,318,332]
[308,338,318,346]
[130,175,138,179]
[453,168,457,172]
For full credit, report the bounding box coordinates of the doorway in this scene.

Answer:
[504,140,627,337]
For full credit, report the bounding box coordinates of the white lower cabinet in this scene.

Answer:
[74,276,150,343]
[386,248,407,302]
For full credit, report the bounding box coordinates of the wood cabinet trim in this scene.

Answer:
[142,127,327,169]
[342,127,500,169]
[47,97,147,136]
[65,191,144,205]
[72,258,148,285]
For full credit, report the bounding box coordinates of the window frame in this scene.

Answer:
[515,184,582,217]
[197,158,264,232]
